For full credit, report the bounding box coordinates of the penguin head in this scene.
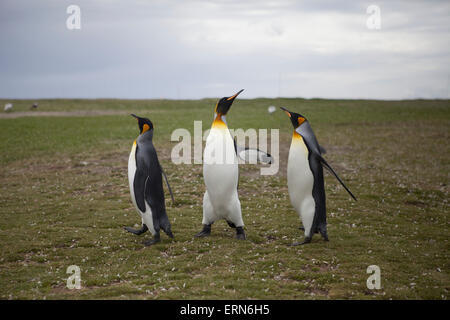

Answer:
[131,114,153,135]
[280,107,307,128]
[215,89,244,115]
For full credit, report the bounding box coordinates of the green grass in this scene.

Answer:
[0,98,448,299]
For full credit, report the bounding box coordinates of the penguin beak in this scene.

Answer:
[130,114,139,119]
[280,107,292,118]
[226,89,244,101]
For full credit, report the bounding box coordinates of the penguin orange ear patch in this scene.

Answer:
[142,124,150,133]
[297,117,305,126]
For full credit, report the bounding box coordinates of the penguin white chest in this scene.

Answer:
[287,134,315,212]
[128,141,138,210]
[203,127,238,198]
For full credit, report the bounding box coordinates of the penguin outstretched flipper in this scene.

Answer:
[296,120,356,201]
[317,155,357,201]
[234,137,272,164]
[319,145,327,154]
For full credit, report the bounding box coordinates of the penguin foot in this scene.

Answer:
[319,229,329,241]
[235,227,246,240]
[290,237,312,246]
[144,234,161,246]
[195,224,211,238]
[124,224,148,236]
[227,221,237,229]
[166,230,174,239]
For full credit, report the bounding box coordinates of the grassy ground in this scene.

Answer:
[0,98,448,299]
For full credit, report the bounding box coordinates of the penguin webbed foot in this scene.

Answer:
[124,224,148,236]
[318,226,329,241]
[144,234,161,246]
[290,237,312,246]
[235,227,246,240]
[195,224,211,238]
[227,221,237,229]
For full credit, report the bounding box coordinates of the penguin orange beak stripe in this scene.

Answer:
[226,89,244,101]
[280,107,291,117]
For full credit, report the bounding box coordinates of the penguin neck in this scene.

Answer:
[137,130,154,142]
[291,129,304,145]
[211,113,228,129]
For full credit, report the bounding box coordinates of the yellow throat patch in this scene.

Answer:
[212,114,227,129]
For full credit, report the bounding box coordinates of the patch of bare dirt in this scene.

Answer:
[0,110,130,119]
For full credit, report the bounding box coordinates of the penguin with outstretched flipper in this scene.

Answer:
[280,107,356,245]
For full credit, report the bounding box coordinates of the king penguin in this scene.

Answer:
[124,114,174,246]
[280,107,357,245]
[195,89,247,240]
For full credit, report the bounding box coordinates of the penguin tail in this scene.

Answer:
[162,225,174,238]
[159,216,173,238]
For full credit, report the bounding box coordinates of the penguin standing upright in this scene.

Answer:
[195,89,247,239]
[125,114,174,246]
[280,107,357,245]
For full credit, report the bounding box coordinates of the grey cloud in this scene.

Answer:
[0,0,449,99]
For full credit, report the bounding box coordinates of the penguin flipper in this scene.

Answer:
[234,137,272,164]
[238,148,272,164]
[133,170,148,213]
[318,155,357,201]
[319,145,327,155]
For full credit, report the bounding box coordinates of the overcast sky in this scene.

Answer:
[0,0,449,100]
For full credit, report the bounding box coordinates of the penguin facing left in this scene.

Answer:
[280,107,357,245]
[124,114,174,246]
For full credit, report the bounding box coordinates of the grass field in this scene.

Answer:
[0,98,448,300]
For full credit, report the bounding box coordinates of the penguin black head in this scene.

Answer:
[215,89,244,115]
[280,107,307,128]
[131,114,153,134]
